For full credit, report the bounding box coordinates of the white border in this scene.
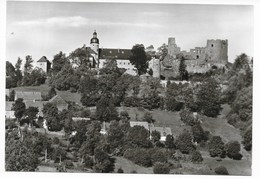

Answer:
[0,1,259,179]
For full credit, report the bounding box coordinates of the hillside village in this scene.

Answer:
[5,31,253,175]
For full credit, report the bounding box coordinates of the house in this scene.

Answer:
[99,48,137,76]
[150,126,172,141]
[72,117,91,122]
[5,101,15,119]
[129,121,152,131]
[25,101,48,117]
[15,91,42,102]
[49,95,68,111]
[36,56,51,73]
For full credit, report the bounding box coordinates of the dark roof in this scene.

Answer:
[99,48,132,60]
[37,56,50,63]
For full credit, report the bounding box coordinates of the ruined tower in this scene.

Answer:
[168,37,181,58]
[205,39,228,66]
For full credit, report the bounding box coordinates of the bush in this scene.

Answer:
[64,160,74,169]
[243,128,252,151]
[153,162,170,174]
[123,96,140,107]
[123,149,152,167]
[191,150,203,163]
[208,136,226,158]
[215,166,229,175]
[84,155,93,168]
[175,129,195,154]
[225,141,242,160]
[150,149,167,164]
[117,167,124,173]
[179,109,199,126]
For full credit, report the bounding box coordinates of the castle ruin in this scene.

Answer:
[161,37,228,78]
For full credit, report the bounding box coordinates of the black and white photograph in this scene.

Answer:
[2,0,257,177]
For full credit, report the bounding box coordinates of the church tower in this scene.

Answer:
[90,30,99,67]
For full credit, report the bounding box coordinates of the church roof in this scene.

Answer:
[99,48,132,60]
[37,56,50,63]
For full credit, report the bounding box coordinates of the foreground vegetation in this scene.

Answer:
[6,48,252,175]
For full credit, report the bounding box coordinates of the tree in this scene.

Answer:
[6,61,18,88]
[179,57,188,81]
[126,126,151,148]
[23,55,33,74]
[191,150,203,163]
[12,98,26,120]
[151,130,161,144]
[51,51,68,74]
[192,124,208,143]
[197,78,222,117]
[215,166,229,175]
[42,103,62,131]
[24,107,39,127]
[129,44,148,75]
[153,162,170,174]
[96,94,119,122]
[208,136,226,158]
[9,90,15,101]
[143,112,155,124]
[5,135,39,171]
[93,147,115,173]
[225,141,242,160]
[165,135,175,149]
[243,128,252,151]
[50,63,80,91]
[156,43,168,60]
[107,120,125,153]
[47,87,57,100]
[15,57,23,86]
[150,149,167,163]
[175,129,194,154]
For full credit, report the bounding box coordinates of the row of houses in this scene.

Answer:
[5,90,68,119]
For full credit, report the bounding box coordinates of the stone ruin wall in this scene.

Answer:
[162,38,228,77]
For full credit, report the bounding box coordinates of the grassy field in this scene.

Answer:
[114,156,153,174]
[118,107,189,136]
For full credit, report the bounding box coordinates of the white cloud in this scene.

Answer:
[12,16,89,28]
[11,16,162,29]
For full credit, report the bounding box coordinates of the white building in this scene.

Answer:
[89,31,137,76]
[36,56,51,73]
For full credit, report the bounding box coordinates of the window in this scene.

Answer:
[211,44,214,47]
[196,55,199,59]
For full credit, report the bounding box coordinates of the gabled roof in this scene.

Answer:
[25,101,48,110]
[15,91,42,101]
[99,48,132,60]
[49,95,67,105]
[37,56,50,63]
[129,121,150,131]
[6,101,15,111]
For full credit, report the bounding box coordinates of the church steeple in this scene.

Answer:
[90,30,99,44]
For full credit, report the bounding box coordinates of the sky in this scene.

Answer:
[6,1,254,65]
